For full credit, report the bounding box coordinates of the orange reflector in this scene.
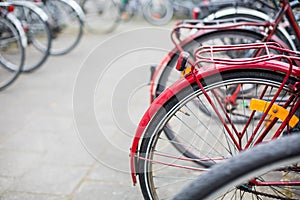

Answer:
[249,99,299,128]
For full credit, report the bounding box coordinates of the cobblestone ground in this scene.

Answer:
[0,17,175,200]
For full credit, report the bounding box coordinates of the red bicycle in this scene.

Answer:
[131,42,300,200]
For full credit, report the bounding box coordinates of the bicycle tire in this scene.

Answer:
[205,6,296,51]
[137,68,299,200]
[80,0,120,34]
[142,0,174,25]
[41,0,84,55]
[11,1,52,72]
[173,133,300,200]
[0,13,24,90]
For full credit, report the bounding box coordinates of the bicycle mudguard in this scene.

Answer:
[149,30,216,102]
[205,7,272,21]
[9,1,49,22]
[59,0,85,23]
[6,13,27,48]
[204,6,296,51]
[130,60,300,185]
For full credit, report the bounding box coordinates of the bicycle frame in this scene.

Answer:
[149,0,300,102]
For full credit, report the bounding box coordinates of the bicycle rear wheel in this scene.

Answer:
[80,0,120,34]
[173,133,300,200]
[142,0,174,25]
[137,69,299,200]
[12,2,51,72]
[0,14,24,90]
[42,0,84,55]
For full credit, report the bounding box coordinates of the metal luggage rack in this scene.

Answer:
[193,42,300,67]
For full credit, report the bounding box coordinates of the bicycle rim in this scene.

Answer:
[0,16,24,90]
[142,0,173,25]
[173,133,300,200]
[13,4,51,72]
[82,0,120,34]
[138,69,299,199]
[44,0,83,55]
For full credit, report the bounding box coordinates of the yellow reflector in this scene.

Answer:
[249,99,299,128]
[180,66,192,78]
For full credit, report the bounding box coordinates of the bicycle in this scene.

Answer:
[7,0,52,72]
[76,0,120,34]
[0,3,25,90]
[76,0,142,34]
[131,41,300,199]
[173,133,300,199]
[150,0,300,102]
[35,0,85,55]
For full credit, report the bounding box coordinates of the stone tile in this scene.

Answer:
[0,115,34,144]
[13,164,88,195]
[21,115,73,133]
[0,192,68,200]
[41,134,95,166]
[0,177,14,195]
[0,150,43,177]
[72,181,143,200]
[0,130,94,167]
[0,131,52,153]
[88,164,132,185]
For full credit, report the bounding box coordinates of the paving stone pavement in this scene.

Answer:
[0,18,176,200]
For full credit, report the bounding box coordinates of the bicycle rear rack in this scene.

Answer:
[175,42,300,149]
[194,42,300,69]
[176,42,300,74]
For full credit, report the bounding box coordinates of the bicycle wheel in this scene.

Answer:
[42,0,84,55]
[12,2,51,72]
[142,0,174,25]
[80,0,120,34]
[173,133,300,200]
[152,29,291,100]
[137,68,299,200]
[205,6,296,51]
[0,14,24,90]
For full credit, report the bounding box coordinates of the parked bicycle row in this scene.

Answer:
[0,0,84,91]
[74,0,292,34]
[129,0,300,199]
